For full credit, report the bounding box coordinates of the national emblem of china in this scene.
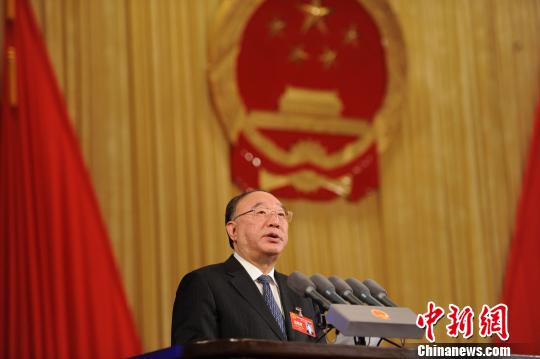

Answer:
[208,0,405,201]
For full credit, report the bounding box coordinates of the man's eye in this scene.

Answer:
[277,212,286,217]
[256,210,268,215]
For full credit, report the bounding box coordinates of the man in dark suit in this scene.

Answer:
[171,190,319,344]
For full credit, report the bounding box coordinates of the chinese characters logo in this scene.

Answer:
[416,301,509,342]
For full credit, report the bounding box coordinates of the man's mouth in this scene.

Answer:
[263,233,281,241]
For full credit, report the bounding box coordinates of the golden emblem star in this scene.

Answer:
[344,24,360,46]
[290,45,309,63]
[298,0,332,34]
[319,48,336,68]
[268,17,285,37]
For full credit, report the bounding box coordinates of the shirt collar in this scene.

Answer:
[234,252,276,283]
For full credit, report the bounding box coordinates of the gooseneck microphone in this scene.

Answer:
[310,274,349,304]
[363,279,398,307]
[287,272,333,311]
[328,276,364,305]
[345,278,384,306]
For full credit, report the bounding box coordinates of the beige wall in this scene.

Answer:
[3,0,539,351]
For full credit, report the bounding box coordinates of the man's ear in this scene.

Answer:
[226,221,237,242]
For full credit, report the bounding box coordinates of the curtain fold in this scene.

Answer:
[501,98,540,354]
[0,0,141,357]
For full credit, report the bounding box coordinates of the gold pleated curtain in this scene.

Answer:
[1,0,539,352]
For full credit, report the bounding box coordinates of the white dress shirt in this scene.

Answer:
[234,252,284,315]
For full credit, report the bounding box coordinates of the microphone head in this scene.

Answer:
[328,276,353,296]
[287,271,316,296]
[363,278,387,297]
[288,272,332,310]
[310,273,337,293]
[345,278,372,297]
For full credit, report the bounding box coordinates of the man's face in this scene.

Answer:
[226,191,289,263]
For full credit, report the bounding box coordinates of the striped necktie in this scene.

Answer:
[257,275,286,338]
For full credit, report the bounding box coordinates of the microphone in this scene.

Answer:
[345,278,384,306]
[328,276,364,305]
[287,272,333,311]
[310,274,348,305]
[363,279,398,307]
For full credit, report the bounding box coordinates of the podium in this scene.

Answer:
[136,339,537,358]
[135,339,419,358]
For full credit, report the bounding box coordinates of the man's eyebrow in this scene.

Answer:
[250,202,265,209]
[251,202,286,210]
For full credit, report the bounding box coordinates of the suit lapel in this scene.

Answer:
[225,256,287,341]
[275,272,296,341]
[276,271,317,341]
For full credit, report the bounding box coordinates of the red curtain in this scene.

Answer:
[500,98,540,354]
[0,0,141,357]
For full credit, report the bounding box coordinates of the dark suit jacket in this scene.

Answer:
[171,255,319,344]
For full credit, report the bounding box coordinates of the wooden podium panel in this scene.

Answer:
[135,339,537,358]
[136,339,418,359]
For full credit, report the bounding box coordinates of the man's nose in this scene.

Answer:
[267,212,281,227]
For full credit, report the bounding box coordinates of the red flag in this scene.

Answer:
[500,98,540,354]
[1,0,141,357]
